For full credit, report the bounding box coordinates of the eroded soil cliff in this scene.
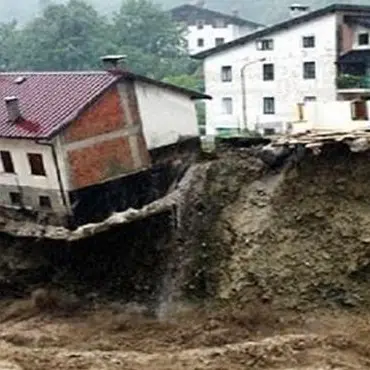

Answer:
[1,141,370,369]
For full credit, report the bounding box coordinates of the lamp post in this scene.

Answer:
[240,57,266,133]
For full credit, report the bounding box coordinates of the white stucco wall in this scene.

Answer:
[203,13,338,135]
[0,138,60,190]
[352,24,370,50]
[134,81,200,150]
[186,23,257,55]
[0,137,68,212]
[297,100,370,132]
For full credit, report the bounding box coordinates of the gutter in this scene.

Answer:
[36,139,68,210]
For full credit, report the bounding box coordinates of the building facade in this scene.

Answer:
[194,4,370,136]
[0,68,208,225]
[170,3,263,55]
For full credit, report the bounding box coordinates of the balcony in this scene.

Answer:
[337,74,370,90]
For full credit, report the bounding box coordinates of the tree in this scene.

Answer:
[16,0,114,71]
[0,20,22,70]
[162,73,206,127]
[112,0,196,79]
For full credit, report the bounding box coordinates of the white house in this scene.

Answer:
[169,2,263,55]
[0,58,209,225]
[193,3,370,136]
[292,99,370,134]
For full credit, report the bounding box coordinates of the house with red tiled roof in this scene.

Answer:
[0,57,209,226]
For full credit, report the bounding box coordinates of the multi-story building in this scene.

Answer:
[0,56,209,226]
[193,3,370,136]
[169,2,263,55]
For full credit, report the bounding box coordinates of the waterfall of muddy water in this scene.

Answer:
[155,163,211,320]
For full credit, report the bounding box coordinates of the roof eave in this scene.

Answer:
[192,3,370,60]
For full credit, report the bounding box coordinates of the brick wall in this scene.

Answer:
[64,86,126,143]
[63,82,151,190]
[68,137,134,189]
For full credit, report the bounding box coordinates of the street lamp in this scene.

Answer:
[240,57,266,132]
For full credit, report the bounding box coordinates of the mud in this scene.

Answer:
[1,141,370,369]
[0,302,369,369]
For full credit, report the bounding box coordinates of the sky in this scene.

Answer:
[1,0,370,25]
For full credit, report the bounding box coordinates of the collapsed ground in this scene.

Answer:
[1,140,370,369]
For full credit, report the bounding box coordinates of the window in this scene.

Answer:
[196,20,204,29]
[304,96,317,102]
[263,63,274,81]
[9,192,22,206]
[39,196,52,209]
[0,151,15,173]
[256,39,274,50]
[222,97,233,114]
[358,33,369,46]
[28,153,46,176]
[351,100,368,120]
[263,97,275,114]
[264,128,276,135]
[221,65,232,82]
[303,62,316,79]
[214,18,226,28]
[303,36,315,48]
[197,38,204,47]
[215,37,225,46]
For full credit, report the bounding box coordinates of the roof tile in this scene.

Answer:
[0,72,119,139]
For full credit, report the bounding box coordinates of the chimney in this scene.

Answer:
[289,4,309,18]
[100,55,127,70]
[5,96,21,123]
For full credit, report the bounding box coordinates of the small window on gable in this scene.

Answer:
[28,153,46,176]
[303,36,315,48]
[9,192,22,206]
[215,37,225,46]
[197,38,204,47]
[256,39,274,50]
[39,195,52,209]
[358,33,369,46]
[221,65,232,82]
[0,150,15,173]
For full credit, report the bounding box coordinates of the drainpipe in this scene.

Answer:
[36,140,68,210]
[240,57,266,132]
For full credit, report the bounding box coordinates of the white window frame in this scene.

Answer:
[263,97,275,115]
[222,97,233,115]
[358,32,369,46]
[221,66,232,82]
[256,39,274,51]
[302,36,315,48]
[303,61,316,79]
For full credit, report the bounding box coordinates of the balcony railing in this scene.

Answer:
[337,74,370,89]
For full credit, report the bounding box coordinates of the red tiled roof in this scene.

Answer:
[0,72,119,139]
[0,70,210,140]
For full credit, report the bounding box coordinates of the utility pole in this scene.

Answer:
[240,57,266,132]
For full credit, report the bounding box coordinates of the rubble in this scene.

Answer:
[0,163,208,241]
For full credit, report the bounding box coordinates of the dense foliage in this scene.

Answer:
[0,0,199,81]
[0,0,368,28]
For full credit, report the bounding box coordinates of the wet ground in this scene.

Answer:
[0,301,369,370]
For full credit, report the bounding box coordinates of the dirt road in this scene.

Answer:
[0,301,369,370]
